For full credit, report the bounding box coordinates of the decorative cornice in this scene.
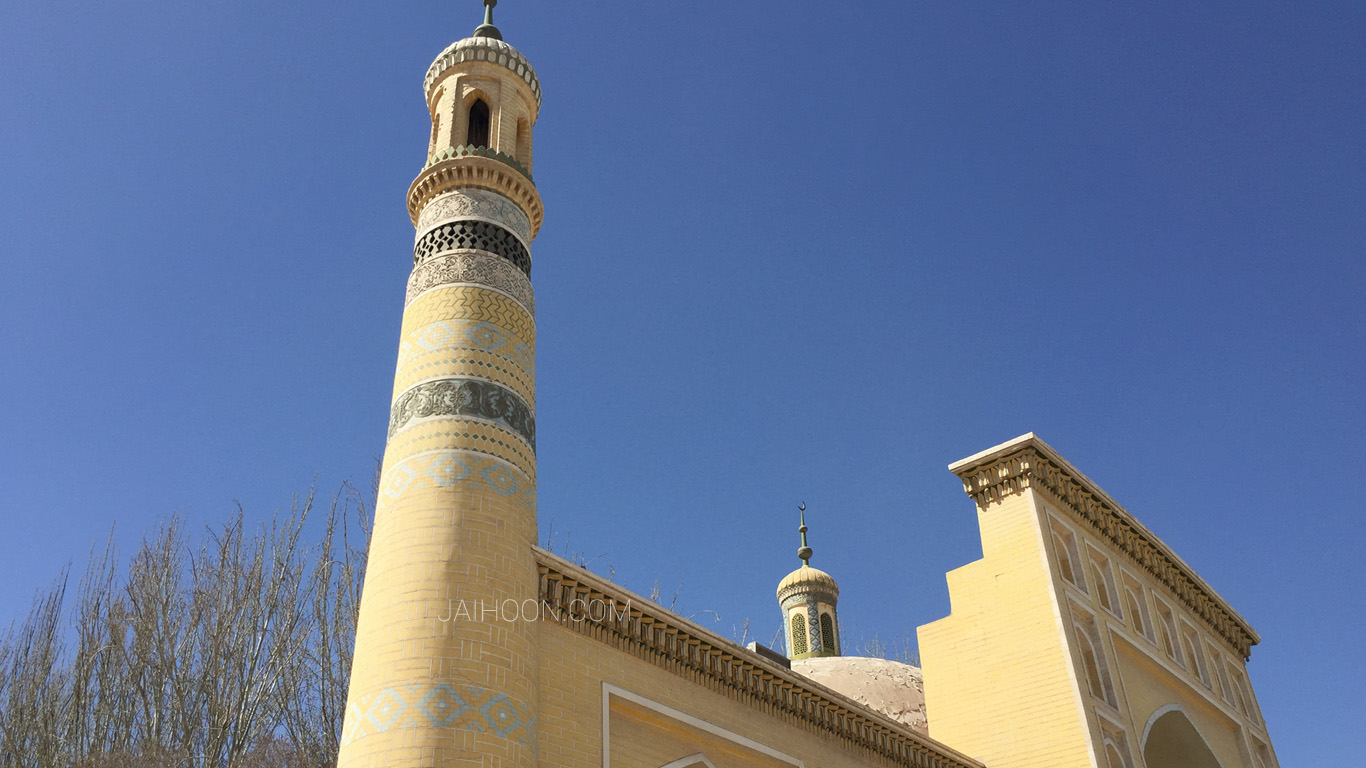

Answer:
[409,155,543,237]
[427,144,533,182]
[776,583,838,605]
[534,550,983,768]
[425,36,541,114]
[950,434,1260,659]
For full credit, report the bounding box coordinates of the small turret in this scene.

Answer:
[777,503,841,659]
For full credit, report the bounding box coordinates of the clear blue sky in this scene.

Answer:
[2,0,1362,761]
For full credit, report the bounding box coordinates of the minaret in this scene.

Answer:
[339,3,543,766]
[777,504,842,659]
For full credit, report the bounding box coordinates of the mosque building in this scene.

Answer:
[337,6,1280,767]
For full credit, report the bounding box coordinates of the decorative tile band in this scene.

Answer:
[400,286,535,353]
[414,220,530,277]
[397,317,533,381]
[393,349,534,411]
[384,420,535,481]
[407,251,534,315]
[418,188,532,246]
[806,600,824,655]
[389,378,535,450]
[380,450,535,510]
[341,682,535,750]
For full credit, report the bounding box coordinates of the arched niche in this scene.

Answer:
[1141,707,1223,768]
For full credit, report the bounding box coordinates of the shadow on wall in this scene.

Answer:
[1142,709,1220,768]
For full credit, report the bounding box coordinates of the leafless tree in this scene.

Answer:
[0,481,371,768]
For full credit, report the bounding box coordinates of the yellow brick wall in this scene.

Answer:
[917,489,1094,768]
[537,619,912,768]
[338,277,540,768]
[607,695,794,768]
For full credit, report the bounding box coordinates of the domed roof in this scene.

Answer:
[424,34,542,111]
[777,564,840,600]
[791,656,927,734]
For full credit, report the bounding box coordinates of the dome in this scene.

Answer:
[791,656,928,735]
[777,564,840,601]
[423,35,542,111]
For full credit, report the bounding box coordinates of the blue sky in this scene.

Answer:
[2,0,1362,761]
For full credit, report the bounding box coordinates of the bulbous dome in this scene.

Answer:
[777,564,840,601]
[423,34,542,113]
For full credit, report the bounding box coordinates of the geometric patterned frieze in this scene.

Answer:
[418,188,532,247]
[400,287,536,353]
[392,346,535,410]
[424,35,541,112]
[384,419,535,481]
[340,682,536,750]
[380,450,535,511]
[389,377,536,451]
[396,317,533,382]
[407,251,534,315]
[414,220,531,277]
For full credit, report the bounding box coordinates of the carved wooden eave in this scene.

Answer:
[948,433,1260,659]
[533,548,984,768]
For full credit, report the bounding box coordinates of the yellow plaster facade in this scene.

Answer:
[918,434,1278,768]
[339,15,1281,768]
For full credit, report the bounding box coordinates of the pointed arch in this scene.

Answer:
[1073,624,1105,699]
[467,97,491,148]
[1124,587,1145,636]
[1092,562,1112,610]
[820,613,836,655]
[1140,706,1225,768]
[658,755,717,768]
[1053,531,1077,583]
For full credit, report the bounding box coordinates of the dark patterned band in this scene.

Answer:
[389,378,536,450]
[414,220,531,277]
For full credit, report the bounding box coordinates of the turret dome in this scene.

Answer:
[777,564,840,601]
[777,505,843,660]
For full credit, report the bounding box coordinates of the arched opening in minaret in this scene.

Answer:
[790,613,807,656]
[467,98,491,148]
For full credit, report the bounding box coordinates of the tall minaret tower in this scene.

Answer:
[777,505,842,660]
[339,3,543,766]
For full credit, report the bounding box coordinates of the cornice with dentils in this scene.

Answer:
[949,433,1260,659]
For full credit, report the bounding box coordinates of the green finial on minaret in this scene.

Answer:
[797,502,813,565]
[473,0,502,40]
